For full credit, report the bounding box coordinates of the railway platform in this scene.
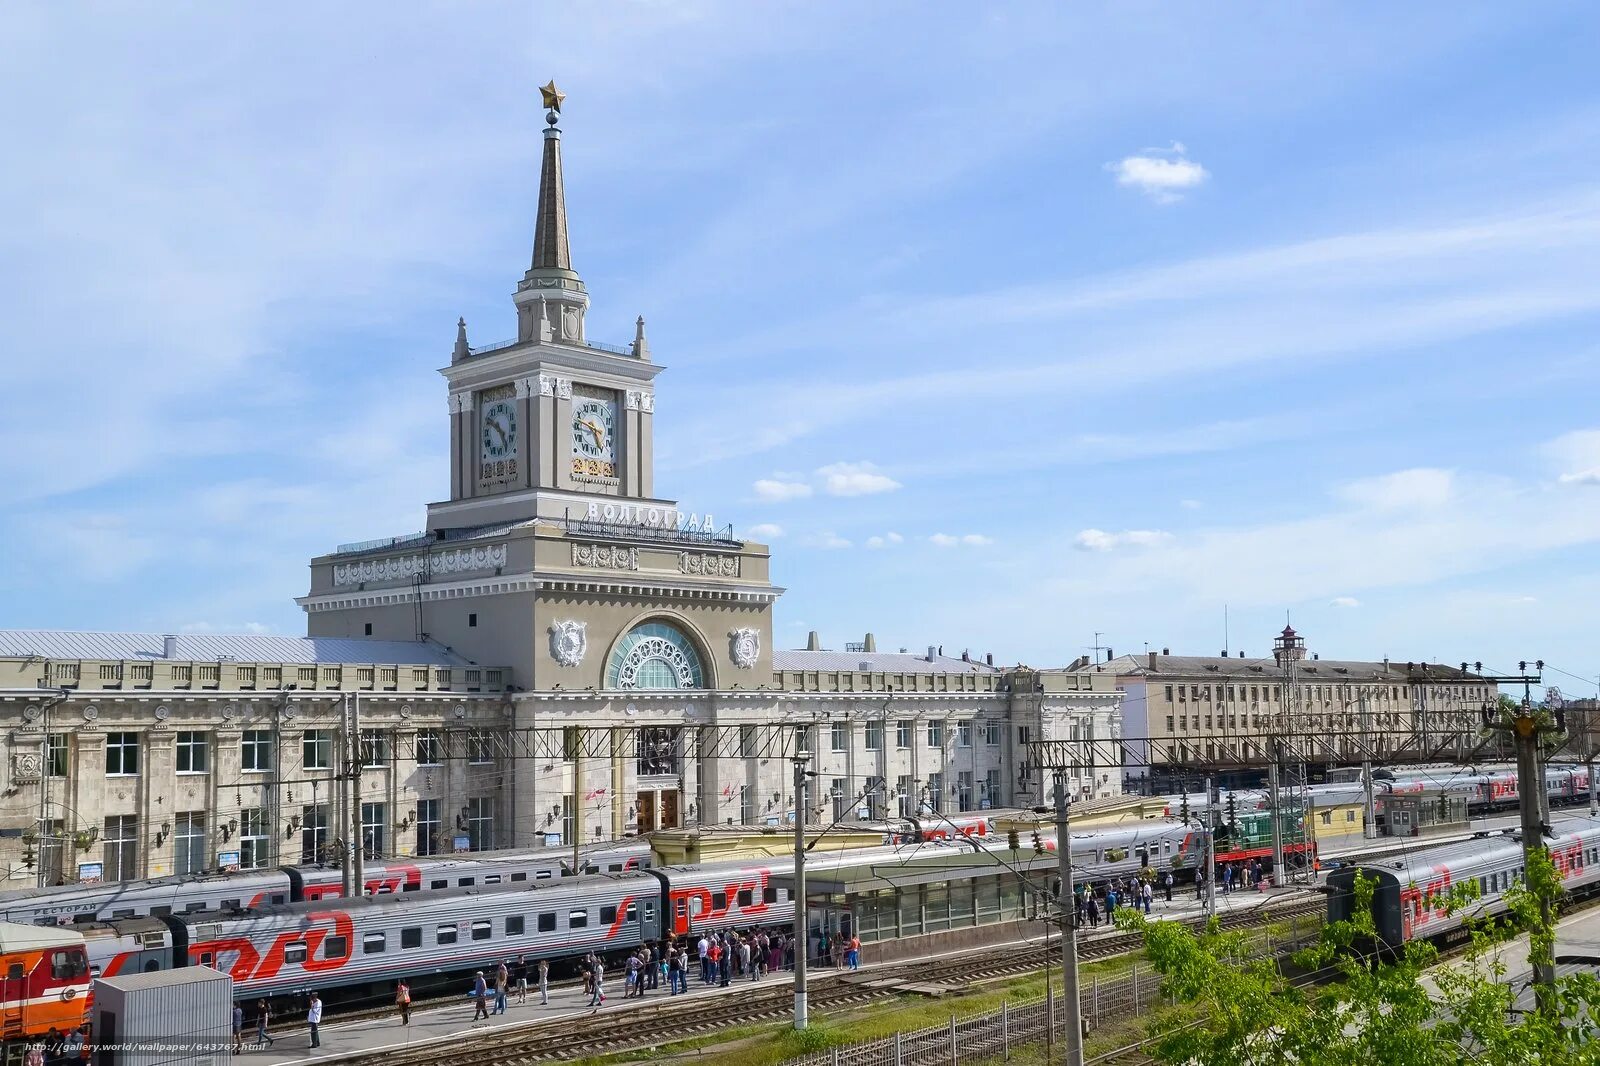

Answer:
[242,884,1312,1065]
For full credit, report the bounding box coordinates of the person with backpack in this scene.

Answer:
[395,980,411,1025]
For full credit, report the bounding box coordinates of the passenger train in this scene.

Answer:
[0,841,653,928]
[1327,815,1600,953]
[0,818,1199,1023]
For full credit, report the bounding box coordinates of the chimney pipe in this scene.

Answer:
[986,653,994,667]
[1162,647,1170,655]
[1148,651,1157,670]
[162,634,178,660]
[863,632,877,653]
[806,631,821,651]
[927,645,937,662]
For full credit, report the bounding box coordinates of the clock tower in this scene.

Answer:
[432,85,659,532]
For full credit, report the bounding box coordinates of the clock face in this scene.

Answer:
[480,399,518,461]
[571,394,618,472]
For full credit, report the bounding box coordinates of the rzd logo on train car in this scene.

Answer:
[191,910,355,983]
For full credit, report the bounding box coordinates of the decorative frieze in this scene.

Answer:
[678,552,740,578]
[333,544,509,587]
[571,543,638,571]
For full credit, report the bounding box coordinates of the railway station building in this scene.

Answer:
[0,97,1121,885]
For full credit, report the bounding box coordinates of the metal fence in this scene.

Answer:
[781,913,1321,1066]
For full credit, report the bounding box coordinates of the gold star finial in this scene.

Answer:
[540,80,566,114]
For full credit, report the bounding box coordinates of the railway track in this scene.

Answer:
[342,893,1324,1066]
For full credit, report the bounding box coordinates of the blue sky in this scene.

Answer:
[4,4,1600,694]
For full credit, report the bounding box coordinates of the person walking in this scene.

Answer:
[494,961,509,1015]
[232,1004,244,1055]
[588,959,606,1011]
[472,971,490,1022]
[847,934,861,971]
[306,993,323,1050]
[254,1000,274,1049]
[538,958,550,1005]
[396,980,411,1026]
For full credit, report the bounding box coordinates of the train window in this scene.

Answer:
[402,883,419,893]
[431,880,449,890]
[712,892,727,911]
[511,873,527,883]
[568,910,589,929]
[363,933,386,955]
[537,913,555,932]
[185,903,206,914]
[459,877,476,887]
[7,964,23,981]
[271,893,287,905]
[535,871,552,881]
[199,952,215,967]
[401,928,421,949]
[644,902,655,921]
[485,876,502,886]
[285,943,307,965]
[601,906,617,925]
[471,921,491,941]
[625,903,637,921]
[608,864,622,873]
[507,916,525,936]
[51,951,86,980]
[111,909,135,920]
[763,886,777,904]
[437,926,458,945]
[737,890,753,907]
[323,935,348,959]
[221,899,240,911]
[150,906,171,917]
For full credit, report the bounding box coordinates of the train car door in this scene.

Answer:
[0,958,23,1043]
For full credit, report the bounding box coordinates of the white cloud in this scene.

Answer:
[1559,470,1600,486]
[753,478,813,502]
[930,532,994,548]
[865,532,904,549]
[1547,427,1600,485]
[1073,529,1174,552]
[746,523,784,540]
[1329,597,1361,608]
[804,532,852,550]
[1336,468,1455,510]
[817,461,902,497]
[1107,142,1208,203]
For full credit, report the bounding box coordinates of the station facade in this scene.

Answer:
[0,94,1119,885]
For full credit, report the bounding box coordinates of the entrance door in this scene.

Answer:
[636,791,657,834]
[661,790,680,830]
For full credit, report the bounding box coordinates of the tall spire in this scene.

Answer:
[517,80,588,345]
[531,81,571,273]
[452,316,470,363]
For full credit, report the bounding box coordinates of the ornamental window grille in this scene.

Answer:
[605,621,706,690]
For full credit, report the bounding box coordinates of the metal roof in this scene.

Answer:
[1096,653,1485,684]
[0,630,475,666]
[773,650,999,674]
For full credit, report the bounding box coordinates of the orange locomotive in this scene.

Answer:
[0,923,92,1054]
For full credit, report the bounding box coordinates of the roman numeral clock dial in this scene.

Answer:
[478,397,518,487]
[571,392,618,480]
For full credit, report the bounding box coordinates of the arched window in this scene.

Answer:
[606,621,707,690]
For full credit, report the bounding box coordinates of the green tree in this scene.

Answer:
[1115,846,1600,1064]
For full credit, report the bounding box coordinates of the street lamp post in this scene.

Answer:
[792,746,812,1030]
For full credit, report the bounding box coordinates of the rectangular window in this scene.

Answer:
[830,722,847,752]
[927,721,944,747]
[1017,726,1032,745]
[897,774,914,818]
[1164,685,1174,702]
[957,721,973,747]
[537,913,556,932]
[173,812,206,876]
[240,730,273,772]
[568,910,589,929]
[925,772,943,814]
[401,928,421,949]
[864,721,883,751]
[416,799,440,857]
[360,730,389,768]
[361,802,386,860]
[239,808,269,870]
[102,816,137,882]
[284,943,307,965]
[983,721,1001,746]
[1166,716,1175,732]
[363,933,386,955]
[506,916,525,936]
[45,734,68,778]
[302,729,334,771]
[300,804,329,864]
[601,905,618,925]
[468,730,494,765]
[414,729,441,766]
[956,770,974,811]
[471,921,491,941]
[984,768,1001,805]
[436,925,458,945]
[175,731,209,773]
[467,796,494,851]
[896,720,912,749]
[105,733,139,776]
